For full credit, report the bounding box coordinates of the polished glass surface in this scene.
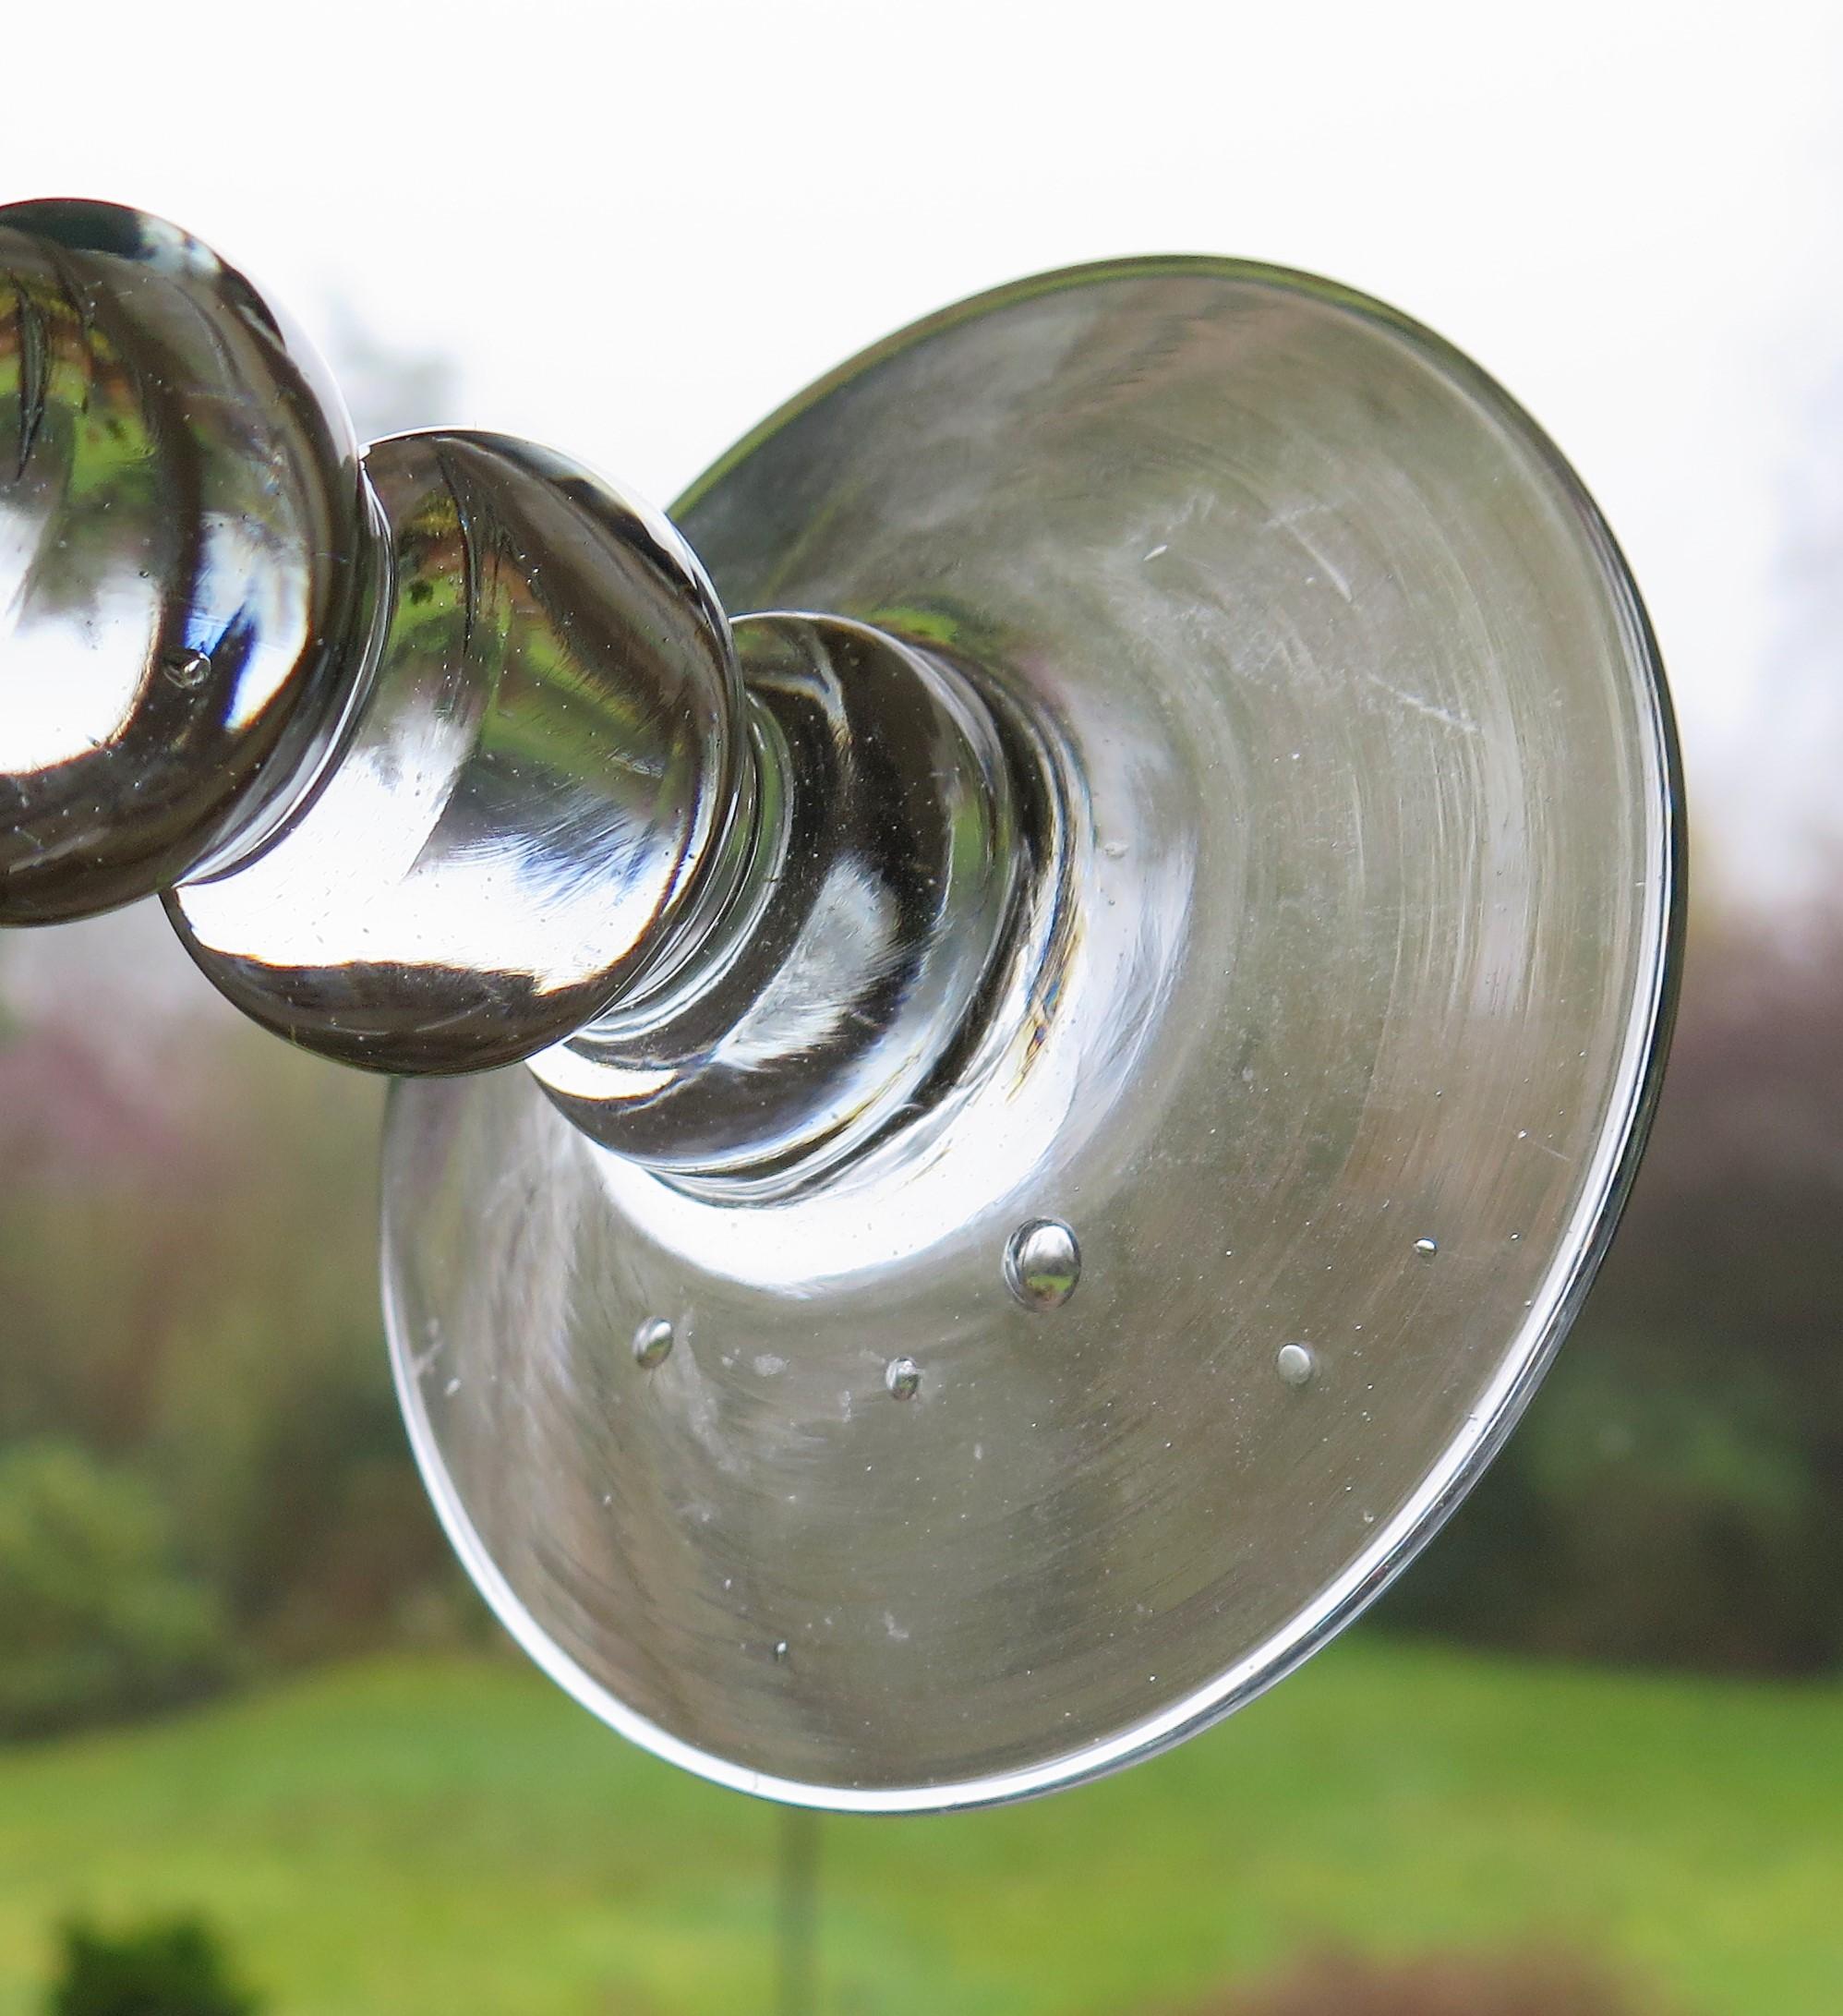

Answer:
[0,199,370,922]
[534,611,1027,1182]
[385,260,1682,1809]
[170,431,741,1074]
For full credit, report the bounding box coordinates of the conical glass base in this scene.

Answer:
[383,260,1680,1811]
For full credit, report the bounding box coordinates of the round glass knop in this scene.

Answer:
[0,199,371,922]
[169,431,743,1074]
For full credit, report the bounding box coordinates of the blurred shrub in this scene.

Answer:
[0,1442,232,1739]
[1390,898,1843,1673]
[1172,1945,1676,2015]
[48,1914,260,2016]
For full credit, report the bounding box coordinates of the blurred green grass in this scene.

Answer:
[0,1636,1837,2016]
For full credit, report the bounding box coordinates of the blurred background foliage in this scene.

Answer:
[0,926,473,1738]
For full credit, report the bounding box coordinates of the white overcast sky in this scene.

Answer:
[9,0,1843,900]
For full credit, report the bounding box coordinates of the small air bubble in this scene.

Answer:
[1005,1218,1081,1310]
[632,1318,674,1369]
[1414,1237,1438,1258]
[162,646,211,690]
[773,1640,789,1663]
[442,1376,462,1398]
[1276,1342,1316,1387]
[885,1357,921,1400]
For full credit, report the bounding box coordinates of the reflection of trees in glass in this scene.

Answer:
[2,263,168,631]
